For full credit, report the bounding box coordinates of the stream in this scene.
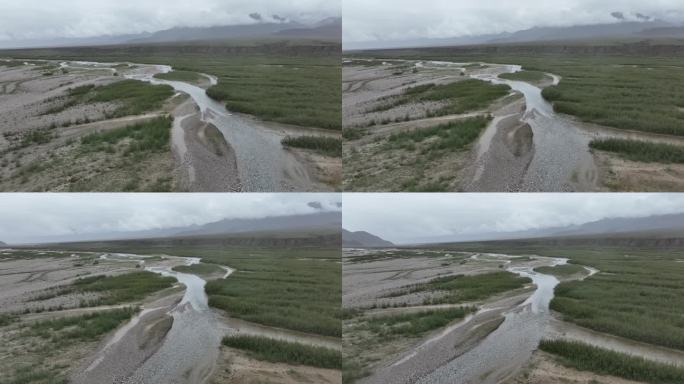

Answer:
[80,254,230,384]
[414,60,684,192]
[416,256,568,384]
[57,60,322,192]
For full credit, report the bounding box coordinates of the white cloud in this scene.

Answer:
[0,0,339,42]
[343,193,684,244]
[343,0,684,45]
[0,193,340,243]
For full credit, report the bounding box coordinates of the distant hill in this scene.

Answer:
[345,18,684,50]
[14,208,341,245]
[410,213,684,245]
[274,18,341,40]
[0,241,6,247]
[0,18,341,49]
[176,212,341,237]
[342,229,394,248]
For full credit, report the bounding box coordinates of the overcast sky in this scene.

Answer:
[344,0,684,47]
[0,193,340,244]
[343,193,684,244]
[0,0,339,43]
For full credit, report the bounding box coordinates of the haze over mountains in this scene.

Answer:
[10,204,341,246]
[407,213,684,245]
[345,14,684,50]
[342,229,394,248]
[0,17,341,49]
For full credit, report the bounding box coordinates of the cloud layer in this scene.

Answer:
[0,193,340,244]
[343,0,684,45]
[0,0,339,42]
[343,193,684,244]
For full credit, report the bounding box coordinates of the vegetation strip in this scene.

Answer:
[590,138,684,164]
[498,70,549,83]
[533,264,586,277]
[364,307,476,337]
[389,271,531,306]
[539,339,684,384]
[282,136,342,157]
[222,335,341,369]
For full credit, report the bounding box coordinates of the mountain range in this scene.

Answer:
[408,213,684,245]
[342,229,394,248]
[0,17,341,49]
[345,16,684,50]
[13,204,341,245]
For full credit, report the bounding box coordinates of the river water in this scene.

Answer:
[122,64,288,192]
[81,253,230,384]
[416,257,567,384]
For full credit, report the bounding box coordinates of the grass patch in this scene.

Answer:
[42,271,177,307]
[4,41,341,129]
[222,335,340,369]
[25,307,137,343]
[539,339,684,384]
[80,116,172,156]
[205,247,341,337]
[446,243,684,352]
[0,314,17,327]
[282,136,341,157]
[390,271,531,305]
[20,129,54,147]
[590,138,684,164]
[386,79,510,116]
[365,307,475,337]
[499,70,549,83]
[28,236,341,339]
[172,262,225,277]
[153,70,204,83]
[1,366,68,384]
[386,116,489,152]
[353,50,684,136]
[534,264,587,277]
[49,79,173,117]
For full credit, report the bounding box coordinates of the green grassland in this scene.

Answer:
[4,40,341,129]
[42,234,341,338]
[352,46,684,136]
[404,271,531,305]
[47,79,174,118]
[371,79,510,118]
[153,70,204,84]
[442,241,684,351]
[222,335,341,369]
[590,138,684,164]
[24,307,137,343]
[534,264,587,277]
[498,70,551,83]
[204,246,341,337]
[79,116,172,157]
[386,117,489,153]
[364,307,475,338]
[281,136,342,157]
[4,117,176,192]
[540,339,684,384]
[29,271,176,308]
[1,308,137,384]
[344,117,490,192]
[172,262,225,277]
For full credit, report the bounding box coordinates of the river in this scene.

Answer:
[57,60,326,192]
[412,257,567,384]
[77,254,230,384]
